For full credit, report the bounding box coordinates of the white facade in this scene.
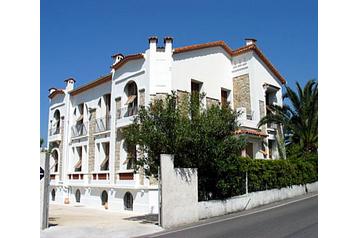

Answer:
[47,37,285,213]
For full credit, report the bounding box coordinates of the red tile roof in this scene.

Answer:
[48,89,65,99]
[235,129,268,137]
[174,41,286,84]
[111,54,144,70]
[69,74,112,96]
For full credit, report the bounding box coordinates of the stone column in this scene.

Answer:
[87,109,96,180]
[59,116,65,181]
[233,74,252,115]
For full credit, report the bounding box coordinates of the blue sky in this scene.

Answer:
[41,0,317,143]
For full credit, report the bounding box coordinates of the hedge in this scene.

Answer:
[211,155,318,200]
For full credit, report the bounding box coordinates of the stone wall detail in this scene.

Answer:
[233,74,252,115]
[114,129,121,172]
[88,109,96,175]
[139,89,145,106]
[206,97,219,108]
[115,97,121,119]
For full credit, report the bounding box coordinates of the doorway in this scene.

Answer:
[124,192,133,211]
[75,189,81,203]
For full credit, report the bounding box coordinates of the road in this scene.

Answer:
[144,193,318,238]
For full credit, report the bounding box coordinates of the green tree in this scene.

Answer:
[258,80,318,157]
[40,138,44,148]
[123,91,246,200]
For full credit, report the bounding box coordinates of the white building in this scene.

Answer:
[47,37,286,213]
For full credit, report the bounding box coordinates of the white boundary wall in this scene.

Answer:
[160,154,199,228]
[198,182,318,220]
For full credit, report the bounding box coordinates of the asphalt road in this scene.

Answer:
[145,194,318,238]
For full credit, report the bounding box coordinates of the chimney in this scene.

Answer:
[64,77,76,91]
[111,53,124,65]
[164,36,173,53]
[48,87,57,95]
[148,36,158,51]
[245,38,257,46]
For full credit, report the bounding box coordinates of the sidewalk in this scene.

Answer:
[40,204,163,238]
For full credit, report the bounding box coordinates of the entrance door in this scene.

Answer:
[75,189,81,203]
[246,143,254,158]
[101,191,108,206]
[124,192,133,211]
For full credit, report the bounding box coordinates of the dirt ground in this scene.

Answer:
[40,204,163,238]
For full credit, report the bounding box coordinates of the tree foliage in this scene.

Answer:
[123,91,246,200]
[258,80,318,157]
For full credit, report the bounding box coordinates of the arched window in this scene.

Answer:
[124,192,133,211]
[124,81,138,117]
[52,110,61,135]
[101,190,108,206]
[51,149,59,173]
[51,189,56,201]
[123,140,136,170]
[75,189,81,203]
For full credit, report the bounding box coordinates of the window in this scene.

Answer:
[104,94,111,114]
[100,142,110,171]
[191,80,202,108]
[125,82,138,117]
[74,146,82,172]
[221,89,229,107]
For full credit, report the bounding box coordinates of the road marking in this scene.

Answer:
[149,193,318,237]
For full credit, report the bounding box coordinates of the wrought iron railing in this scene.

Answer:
[117,106,138,119]
[95,115,111,133]
[49,126,60,136]
[71,122,88,137]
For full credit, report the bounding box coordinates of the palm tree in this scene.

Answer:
[258,80,318,157]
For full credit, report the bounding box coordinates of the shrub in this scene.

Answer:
[211,155,318,200]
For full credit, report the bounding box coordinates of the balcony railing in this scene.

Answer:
[117,106,138,119]
[95,115,111,133]
[49,126,60,136]
[71,122,88,137]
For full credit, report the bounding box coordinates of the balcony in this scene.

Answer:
[49,126,60,136]
[95,115,111,133]
[116,106,138,127]
[48,126,62,141]
[71,123,88,138]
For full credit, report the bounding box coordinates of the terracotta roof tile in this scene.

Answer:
[69,74,112,96]
[235,129,268,137]
[48,89,65,99]
[174,41,286,84]
[111,54,144,70]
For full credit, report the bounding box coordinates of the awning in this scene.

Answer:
[74,159,82,169]
[76,114,84,122]
[125,95,137,105]
[100,156,109,168]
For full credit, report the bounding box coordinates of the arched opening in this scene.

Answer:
[75,189,81,203]
[51,149,59,173]
[101,190,108,206]
[53,110,61,134]
[124,81,138,117]
[51,189,56,201]
[124,192,133,211]
[123,140,136,170]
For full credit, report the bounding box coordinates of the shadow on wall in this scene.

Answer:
[175,168,196,183]
[124,214,158,225]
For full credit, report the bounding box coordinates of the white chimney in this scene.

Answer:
[48,87,57,95]
[149,36,158,51]
[245,38,257,46]
[164,36,173,53]
[64,77,76,91]
[111,53,124,65]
